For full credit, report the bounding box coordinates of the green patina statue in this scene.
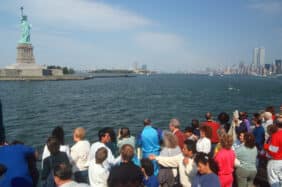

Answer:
[19,6,31,44]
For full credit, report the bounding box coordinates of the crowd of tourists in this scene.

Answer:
[0,100,282,187]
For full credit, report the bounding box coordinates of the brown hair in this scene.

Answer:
[200,125,212,139]
[244,133,256,148]
[163,131,178,148]
[220,134,233,149]
[120,144,134,162]
[95,147,108,164]
[47,136,60,155]
[74,127,86,140]
[267,125,278,136]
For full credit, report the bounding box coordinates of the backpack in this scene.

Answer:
[42,157,56,187]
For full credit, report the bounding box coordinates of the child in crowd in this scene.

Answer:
[88,147,109,187]
[184,126,197,141]
[141,158,159,187]
[196,126,211,154]
[192,153,220,187]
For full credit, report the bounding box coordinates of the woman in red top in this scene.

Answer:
[214,134,235,187]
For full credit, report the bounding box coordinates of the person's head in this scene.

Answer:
[217,112,230,124]
[169,118,180,132]
[264,112,273,121]
[141,158,154,177]
[47,136,60,155]
[163,131,178,148]
[184,126,194,138]
[276,117,282,128]
[220,134,233,150]
[143,118,151,126]
[52,126,65,145]
[244,133,255,149]
[182,139,196,158]
[119,127,131,139]
[237,131,245,143]
[205,112,212,121]
[239,112,248,120]
[95,147,108,164]
[98,128,111,144]
[217,127,226,138]
[103,127,116,143]
[53,163,72,186]
[73,127,86,142]
[120,144,134,162]
[191,119,200,129]
[267,125,278,136]
[194,152,218,175]
[199,125,212,139]
[265,106,275,116]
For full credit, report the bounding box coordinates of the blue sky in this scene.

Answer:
[0,0,281,72]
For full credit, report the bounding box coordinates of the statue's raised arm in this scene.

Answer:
[19,6,31,44]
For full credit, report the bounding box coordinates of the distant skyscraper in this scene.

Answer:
[252,47,265,67]
[275,59,282,74]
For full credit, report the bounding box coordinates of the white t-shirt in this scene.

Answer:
[89,142,115,170]
[88,163,109,187]
[70,140,90,172]
[196,137,211,154]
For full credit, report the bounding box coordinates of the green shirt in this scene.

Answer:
[235,144,257,171]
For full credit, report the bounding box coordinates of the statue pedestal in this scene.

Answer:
[16,43,36,64]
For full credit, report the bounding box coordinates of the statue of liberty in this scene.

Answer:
[19,6,31,44]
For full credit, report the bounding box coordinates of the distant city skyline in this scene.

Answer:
[0,0,282,72]
[253,47,265,67]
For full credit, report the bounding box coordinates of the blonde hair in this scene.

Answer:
[264,112,272,120]
[74,127,86,140]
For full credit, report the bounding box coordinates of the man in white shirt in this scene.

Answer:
[54,164,89,187]
[149,139,197,187]
[89,128,115,170]
[70,127,90,183]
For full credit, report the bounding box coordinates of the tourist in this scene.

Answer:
[0,142,37,187]
[42,126,70,166]
[228,110,247,143]
[54,163,89,187]
[158,131,181,187]
[262,112,274,140]
[89,128,115,170]
[41,137,70,187]
[103,127,118,157]
[202,112,220,156]
[264,117,282,187]
[184,126,197,141]
[217,112,231,133]
[169,118,185,150]
[239,112,251,132]
[141,158,159,187]
[252,116,265,151]
[214,134,235,187]
[137,118,161,175]
[233,130,245,150]
[196,125,211,154]
[265,106,276,121]
[0,100,6,146]
[149,139,197,187]
[108,144,143,187]
[191,119,200,138]
[192,152,220,187]
[117,127,135,151]
[89,147,109,187]
[70,127,90,183]
[213,127,226,156]
[235,133,257,187]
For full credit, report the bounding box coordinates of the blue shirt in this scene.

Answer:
[253,125,265,150]
[192,173,220,187]
[137,126,160,157]
[0,144,35,187]
[143,175,159,187]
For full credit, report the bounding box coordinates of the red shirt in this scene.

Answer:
[264,129,282,160]
[173,129,185,149]
[202,121,220,143]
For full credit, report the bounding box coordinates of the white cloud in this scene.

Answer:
[248,0,282,14]
[134,32,186,53]
[1,0,152,31]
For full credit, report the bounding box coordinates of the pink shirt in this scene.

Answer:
[214,148,235,176]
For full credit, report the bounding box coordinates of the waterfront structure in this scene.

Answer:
[275,60,282,74]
